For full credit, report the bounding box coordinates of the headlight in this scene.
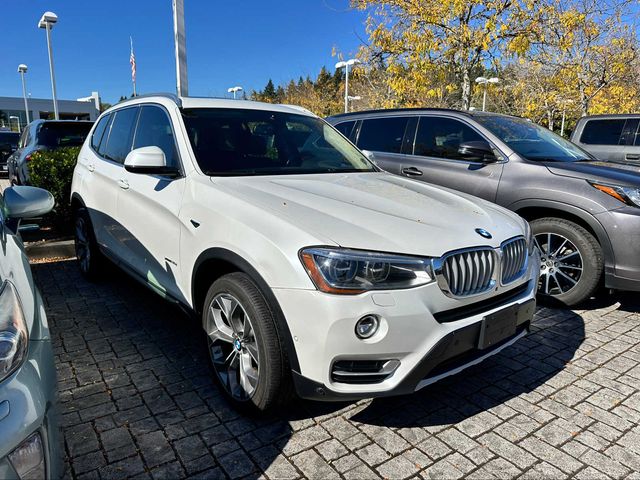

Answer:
[300,247,434,294]
[591,183,640,208]
[523,220,535,254]
[0,281,28,383]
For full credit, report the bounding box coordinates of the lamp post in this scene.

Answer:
[38,11,59,120]
[172,0,189,97]
[335,59,361,113]
[475,76,500,112]
[227,86,243,99]
[17,64,30,124]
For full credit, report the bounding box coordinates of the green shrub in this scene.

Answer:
[28,146,80,231]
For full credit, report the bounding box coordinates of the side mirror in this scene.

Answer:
[458,141,497,163]
[124,146,179,176]
[361,149,377,164]
[4,186,54,220]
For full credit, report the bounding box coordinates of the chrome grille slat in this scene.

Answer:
[440,248,495,297]
[501,237,527,284]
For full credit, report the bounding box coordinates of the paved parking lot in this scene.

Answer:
[31,258,640,480]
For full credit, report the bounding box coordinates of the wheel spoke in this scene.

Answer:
[551,273,564,293]
[534,237,545,255]
[208,304,234,343]
[556,269,578,285]
[559,264,582,271]
[544,271,551,294]
[551,238,568,257]
[558,251,579,262]
[245,343,259,364]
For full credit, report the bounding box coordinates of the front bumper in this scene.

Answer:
[0,338,63,479]
[275,251,540,400]
[596,206,640,291]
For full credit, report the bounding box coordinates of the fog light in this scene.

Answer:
[355,315,379,339]
[8,432,45,480]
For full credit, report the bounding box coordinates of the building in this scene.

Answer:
[0,95,100,132]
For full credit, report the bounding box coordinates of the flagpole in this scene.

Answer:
[130,36,137,96]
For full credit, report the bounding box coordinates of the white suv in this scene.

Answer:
[70,94,540,411]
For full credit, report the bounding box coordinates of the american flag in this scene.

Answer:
[130,37,136,84]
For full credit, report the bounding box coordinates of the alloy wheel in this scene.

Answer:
[535,232,583,296]
[75,216,91,273]
[206,293,260,401]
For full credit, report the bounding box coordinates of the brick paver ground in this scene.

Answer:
[33,259,640,480]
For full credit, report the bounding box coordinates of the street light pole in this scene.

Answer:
[227,86,243,99]
[475,76,500,112]
[38,11,59,120]
[18,64,30,124]
[172,0,189,97]
[335,59,361,113]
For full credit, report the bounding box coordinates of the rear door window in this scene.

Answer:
[579,119,626,145]
[37,122,93,148]
[334,121,356,140]
[414,117,485,160]
[100,107,139,163]
[91,114,111,152]
[357,117,409,153]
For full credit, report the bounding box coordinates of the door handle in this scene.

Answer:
[625,154,640,161]
[87,163,95,172]
[402,167,423,176]
[118,179,129,190]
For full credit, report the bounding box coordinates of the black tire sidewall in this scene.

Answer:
[530,217,602,306]
[203,273,285,412]
[74,208,102,280]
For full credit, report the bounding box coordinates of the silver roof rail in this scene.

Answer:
[116,93,182,107]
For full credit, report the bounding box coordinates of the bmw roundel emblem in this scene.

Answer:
[475,228,492,239]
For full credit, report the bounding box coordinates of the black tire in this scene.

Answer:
[531,217,603,307]
[74,207,104,280]
[203,272,293,412]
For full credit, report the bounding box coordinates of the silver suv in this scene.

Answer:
[570,114,640,163]
[328,109,640,306]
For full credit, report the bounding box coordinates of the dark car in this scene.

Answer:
[570,114,640,162]
[0,131,20,176]
[8,120,93,185]
[328,109,640,306]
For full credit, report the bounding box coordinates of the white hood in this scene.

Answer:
[213,172,525,257]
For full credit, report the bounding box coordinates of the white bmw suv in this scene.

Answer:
[71,94,540,411]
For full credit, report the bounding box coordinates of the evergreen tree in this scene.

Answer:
[263,79,277,101]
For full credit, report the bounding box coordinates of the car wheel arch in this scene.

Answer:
[191,247,301,372]
[513,200,614,266]
[70,192,86,212]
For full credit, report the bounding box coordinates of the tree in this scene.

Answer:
[352,0,545,109]
[530,0,638,116]
[263,79,277,101]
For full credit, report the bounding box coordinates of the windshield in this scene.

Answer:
[37,122,93,148]
[182,108,375,176]
[475,115,592,162]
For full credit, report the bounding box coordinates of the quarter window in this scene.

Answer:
[133,106,179,168]
[91,114,111,152]
[100,107,139,163]
[357,117,409,153]
[579,119,625,145]
[414,117,484,160]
